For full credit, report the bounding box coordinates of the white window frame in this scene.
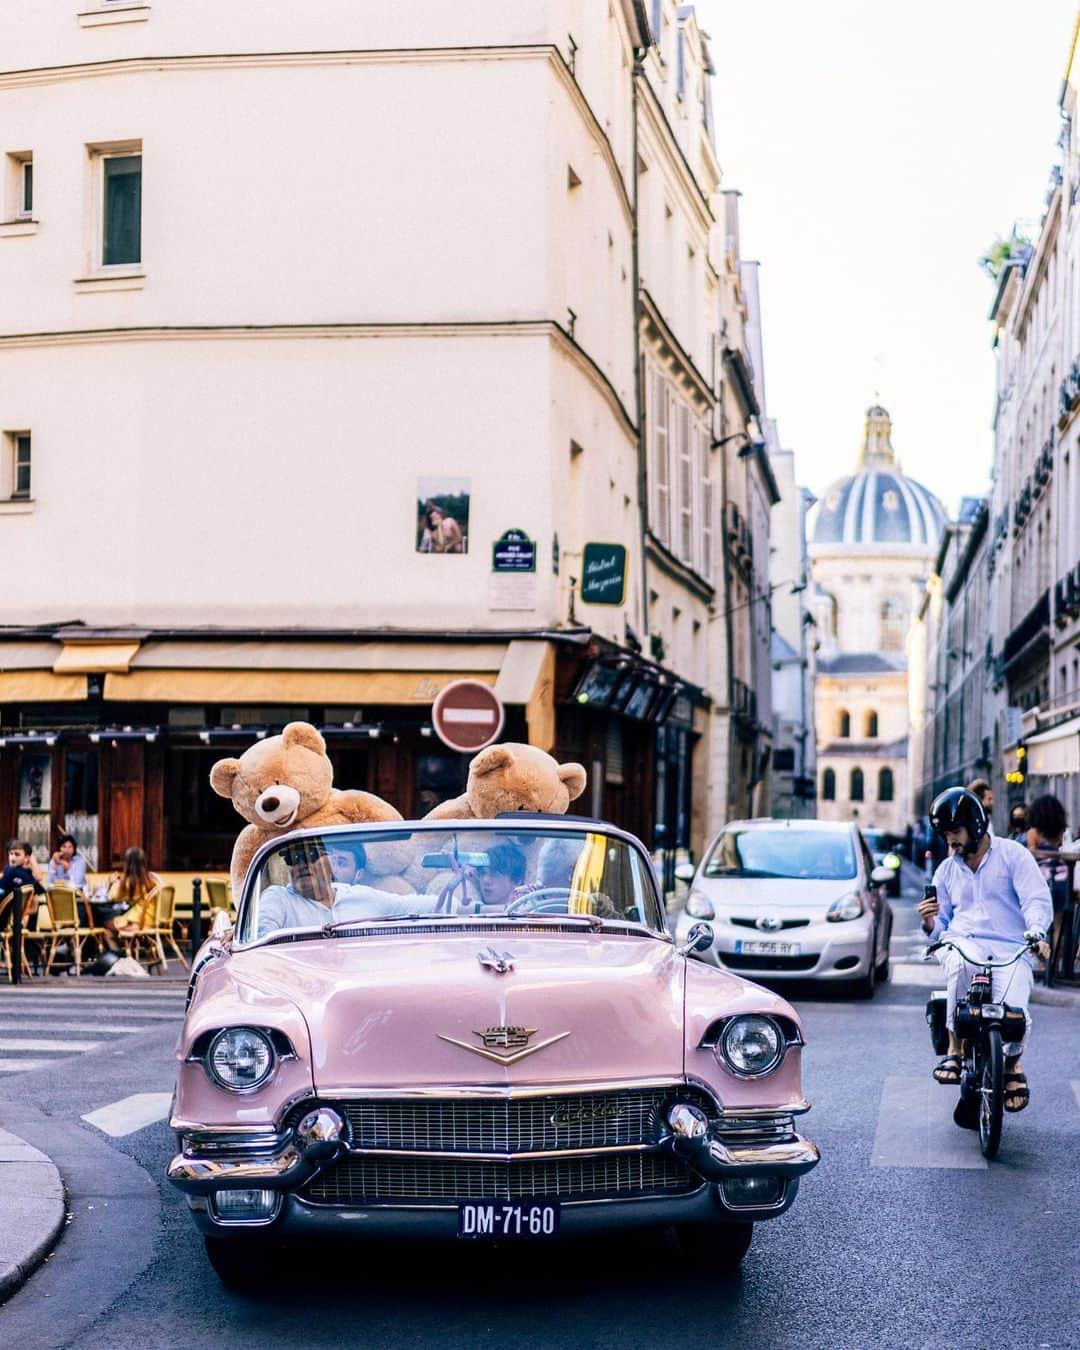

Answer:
[649,363,671,548]
[3,430,32,502]
[698,425,713,581]
[85,139,143,277]
[675,399,693,565]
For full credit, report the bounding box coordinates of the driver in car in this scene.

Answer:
[917,787,1052,1113]
[256,839,428,938]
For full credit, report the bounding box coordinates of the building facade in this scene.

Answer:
[811,406,946,836]
[0,2,784,869]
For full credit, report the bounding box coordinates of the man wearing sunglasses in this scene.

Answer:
[256,838,425,939]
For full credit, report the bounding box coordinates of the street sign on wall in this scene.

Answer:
[492,529,536,573]
[431,679,505,753]
[580,542,627,605]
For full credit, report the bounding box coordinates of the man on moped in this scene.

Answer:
[917,787,1052,1113]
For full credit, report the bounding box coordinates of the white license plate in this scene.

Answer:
[457,1201,560,1239]
[734,939,802,956]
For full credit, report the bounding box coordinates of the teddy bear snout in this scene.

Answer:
[255,783,301,827]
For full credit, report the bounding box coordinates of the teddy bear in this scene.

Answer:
[424,742,587,821]
[209,721,403,893]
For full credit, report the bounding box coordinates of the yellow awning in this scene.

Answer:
[102,669,497,704]
[0,671,88,702]
[53,641,140,674]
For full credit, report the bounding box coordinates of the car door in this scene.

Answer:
[856,832,882,959]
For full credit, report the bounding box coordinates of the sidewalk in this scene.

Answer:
[0,1126,64,1301]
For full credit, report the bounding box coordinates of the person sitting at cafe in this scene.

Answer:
[2,839,46,930]
[48,834,88,890]
[256,838,429,939]
[103,847,162,948]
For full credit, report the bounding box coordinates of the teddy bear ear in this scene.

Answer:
[558,762,588,802]
[470,745,514,778]
[209,758,241,798]
[282,721,326,755]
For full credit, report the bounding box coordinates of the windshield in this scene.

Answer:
[702,828,857,881]
[237,825,663,944]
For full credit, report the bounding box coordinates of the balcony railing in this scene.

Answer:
[1003,589,1050,665]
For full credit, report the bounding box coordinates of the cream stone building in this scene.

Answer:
[0,1,784,870]
[810,407,946,835]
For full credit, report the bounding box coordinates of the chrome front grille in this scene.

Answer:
[317,1087,719,1155]
[302,1150,699,1205]
[713,1115,795,1145]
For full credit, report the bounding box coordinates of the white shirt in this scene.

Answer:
[929,834,1053,945]
[256,881,430,939]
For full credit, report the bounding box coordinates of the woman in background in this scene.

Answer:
[104,847,162,947]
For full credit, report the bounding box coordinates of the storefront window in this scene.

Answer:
[64,750,100,869]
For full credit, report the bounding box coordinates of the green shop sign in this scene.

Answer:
[580,542,627,606]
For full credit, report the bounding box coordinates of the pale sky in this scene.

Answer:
[697,0,1077,517]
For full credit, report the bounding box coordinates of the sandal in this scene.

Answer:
[1004,1071,1030,1113]
[933,1054,961,1084]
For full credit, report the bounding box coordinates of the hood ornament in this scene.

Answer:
[477,946,515,975]
[756,915,783,932]
[437,1024,571,1065]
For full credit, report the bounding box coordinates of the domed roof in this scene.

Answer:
[812,406,946,550]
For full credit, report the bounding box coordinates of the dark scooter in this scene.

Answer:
[924,934,1040,1159]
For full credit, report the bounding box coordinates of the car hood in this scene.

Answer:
[695,876,860,911]
[231,931,688,1090]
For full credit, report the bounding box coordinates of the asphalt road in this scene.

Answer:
[1,880,1077,1350]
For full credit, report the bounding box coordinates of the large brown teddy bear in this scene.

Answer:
[424,742,587,820]
[210,721,402,892]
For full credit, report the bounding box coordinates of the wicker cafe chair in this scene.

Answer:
[44,885,105,977]
[204,878,233,917]
[0,885,38,981]
[127,885,188,972]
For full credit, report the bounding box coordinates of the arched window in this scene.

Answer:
[878,767,894,802]
[822,768,836,801]
[880,598,905,652]
[850,767,864,802]
[837,709,851,738]
[864,710,878,738]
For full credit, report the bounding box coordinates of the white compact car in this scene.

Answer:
[671,819,894,998]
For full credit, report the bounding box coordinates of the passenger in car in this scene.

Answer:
[256,839,430,938]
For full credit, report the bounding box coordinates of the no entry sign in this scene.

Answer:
[431,679,505,754]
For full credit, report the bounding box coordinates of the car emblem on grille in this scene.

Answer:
[477,947,515,974]
[437,1024,572,1065]
[549,1101,626,1128]
[756,915,783,932]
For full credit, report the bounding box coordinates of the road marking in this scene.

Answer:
[1072,1081,1080,1112]
[0,1037,100,1052]
[0,1058,49,1073]
[0,987,185,998]
[0,1022,146,1035]
[871,1074,988,1169]
[82,1092,173,1137]
[0,1002,181,1019]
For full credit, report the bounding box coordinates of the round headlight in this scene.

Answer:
[207,1027,275,1092]
[718,1015,784,1077]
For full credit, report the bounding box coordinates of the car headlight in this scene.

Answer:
[826,893,864,922]
[718,1014,784,1077]
[686,890,716,920]
[206,1027,275,1092]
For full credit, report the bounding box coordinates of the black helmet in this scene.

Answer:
[930,788,988,854]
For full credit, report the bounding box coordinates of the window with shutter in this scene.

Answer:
[699,431,713,581]
[650,366,670,547]
[676,401,693,564]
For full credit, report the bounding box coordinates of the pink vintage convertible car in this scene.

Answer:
[168,818,819,1285]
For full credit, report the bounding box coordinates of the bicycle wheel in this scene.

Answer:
[979,1027,1004,1159]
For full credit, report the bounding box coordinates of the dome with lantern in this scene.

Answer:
[811,406,946,551]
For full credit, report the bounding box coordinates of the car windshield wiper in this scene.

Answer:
[321,911,444,934]
[502,911,605,931]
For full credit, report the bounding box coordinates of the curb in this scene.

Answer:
[891,960,1080,1008]
[0,1129,65,1303]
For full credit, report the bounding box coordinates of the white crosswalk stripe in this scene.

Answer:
[0,986,186,1073]
[82,1092,173,1137]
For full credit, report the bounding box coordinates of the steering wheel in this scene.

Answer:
[506,887,579,916]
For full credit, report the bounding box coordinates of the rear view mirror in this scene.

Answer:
[679,921,714,955]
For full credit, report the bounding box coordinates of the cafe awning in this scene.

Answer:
[1026,714,1080,777]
